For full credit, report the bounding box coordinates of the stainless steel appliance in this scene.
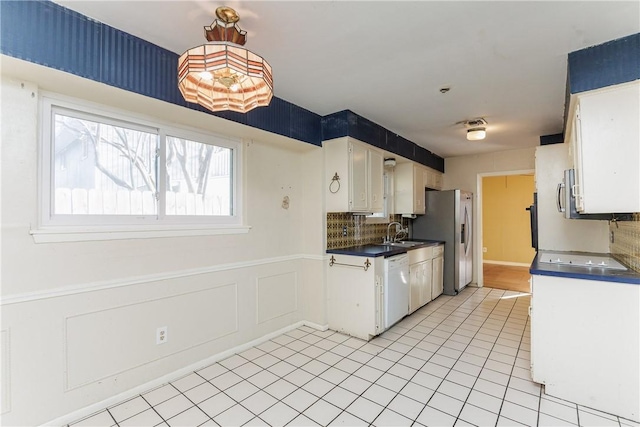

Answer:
[411,190,473,295]
[537,250,627,270]
[383,254,409,328]
[557,169,614,220]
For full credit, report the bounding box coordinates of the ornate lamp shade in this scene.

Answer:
[178,7,273,113]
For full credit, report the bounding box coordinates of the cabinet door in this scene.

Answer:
[432,255,444,299]
[369,149,384,213]
[422,169,431,190]
[572,104,586,212]
[575,82,640,213]
[434,173,443,190]
[327,255,380,340]
[413,166,425,214]
[349,142,369,211]
[421,260,433,305]
[409,263,422,313]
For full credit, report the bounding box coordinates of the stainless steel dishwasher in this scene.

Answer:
[383,253,410,329]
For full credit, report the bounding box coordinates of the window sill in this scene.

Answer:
[30,224,252,243]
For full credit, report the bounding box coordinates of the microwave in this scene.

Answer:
[557,169,629,220]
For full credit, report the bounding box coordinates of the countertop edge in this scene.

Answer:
[326,240,445,258]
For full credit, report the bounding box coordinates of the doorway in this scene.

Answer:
[477,172,535,292]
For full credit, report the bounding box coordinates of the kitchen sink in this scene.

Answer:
[383,241,421,248]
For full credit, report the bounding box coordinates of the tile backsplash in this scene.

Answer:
[326,213,410,249]
[610,213,640,273]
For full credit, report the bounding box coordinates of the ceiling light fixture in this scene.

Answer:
[177,6,273,113]
[467,127,486,141]
[457,118,488,141]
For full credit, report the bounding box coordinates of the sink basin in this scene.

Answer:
[384,241,420,248]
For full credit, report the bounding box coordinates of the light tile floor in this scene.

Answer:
[69,287,638,427]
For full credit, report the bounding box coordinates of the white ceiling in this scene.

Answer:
[53,1,639,158]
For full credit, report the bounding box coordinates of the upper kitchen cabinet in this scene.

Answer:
[423,167,444,190]
[395,162,426,215]
[566,81,640,213]
[324,137,384,213]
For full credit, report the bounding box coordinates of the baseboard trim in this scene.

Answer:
[42,320,329,427]
[483,260,531,267]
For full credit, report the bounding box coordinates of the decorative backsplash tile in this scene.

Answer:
[610,213,640,273]
[327,213,410,249]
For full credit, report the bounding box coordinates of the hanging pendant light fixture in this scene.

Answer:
[178,6,273,113]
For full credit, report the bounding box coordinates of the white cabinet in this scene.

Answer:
[350,141,369,211]
[408,244,445,313]
[530,274,639,422]
[567,81,640,213]
[431,245,444,299]
[409,260,432,313]
[327,254,384,340]
[395,163,425,215]
[423,167,444,191]
[324,137,384,213]
[369,149,384,212]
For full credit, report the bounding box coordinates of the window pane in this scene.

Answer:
[53,113,158,215]
[165,137,232,216]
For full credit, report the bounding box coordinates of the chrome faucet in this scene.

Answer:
[386,221,402,243]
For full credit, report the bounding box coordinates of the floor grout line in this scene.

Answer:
[67,287,635,427]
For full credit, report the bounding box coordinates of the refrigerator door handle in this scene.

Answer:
[556,182,565,213]
[464,207,472,256]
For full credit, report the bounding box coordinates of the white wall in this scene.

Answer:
[534,144,609,252]
[0,59,326,426]
[444,147,537,285]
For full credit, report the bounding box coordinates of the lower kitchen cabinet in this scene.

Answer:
[431,246,444,299]
[408,244,444,313]
[410,261,432,313]
[530,274,639,422]
[327,254,384,340]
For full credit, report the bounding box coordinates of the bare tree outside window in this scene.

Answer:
[52,111,232,217]
[166,136,231,216]
[54,114,158,215]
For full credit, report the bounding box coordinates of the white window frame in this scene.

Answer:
[33,93,248,243]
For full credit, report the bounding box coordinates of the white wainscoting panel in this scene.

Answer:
[1,329,10,414]
[64,283,238,390]
[256,272,298,324]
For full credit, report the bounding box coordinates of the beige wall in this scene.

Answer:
[444,147,536,285]
[482,175,536,264]
[0,60,326,426]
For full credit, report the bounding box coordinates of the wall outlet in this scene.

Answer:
[342,226,347,236]
[156,326,168,345]
[483,247,487,253]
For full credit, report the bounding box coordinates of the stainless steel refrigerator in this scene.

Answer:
[411,189,473,295]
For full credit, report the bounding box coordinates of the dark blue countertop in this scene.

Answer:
[326,240,444,258]
[530,251,640,285]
